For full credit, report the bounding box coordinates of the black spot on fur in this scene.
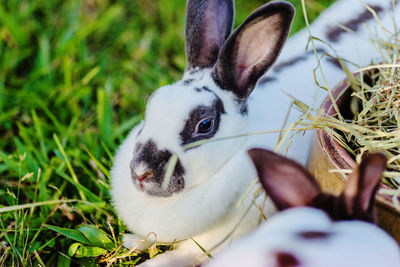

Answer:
[131,140,185,197]
[273,55,307,73]
[311,47,326,54]
[326,5,384,43]
[188,68,201,75]
[258,76,277,85]
[327,57,342,69]
[194,86,212,93]
[183,78,195,85]
[273,48,326,74]
[202,86,212,92]
[298,231,333,240]
[180,99,225,147]
[274,251,300,267]
[240,103,248,115]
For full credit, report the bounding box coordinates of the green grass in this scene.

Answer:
[0,0,336,265]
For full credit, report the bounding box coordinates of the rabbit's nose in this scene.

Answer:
[131,161,154,181]
[136,171,154,182]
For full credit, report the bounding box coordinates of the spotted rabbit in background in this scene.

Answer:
[111,0,400,266]
[112,1,294,266]
[206,149,400,267]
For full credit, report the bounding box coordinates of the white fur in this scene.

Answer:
[112,69,255,241]
[206,207,400,267]
[111,0,400,266]
[111,67,271,266]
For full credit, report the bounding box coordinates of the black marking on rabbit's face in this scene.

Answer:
[180,98,225,147]
[183,78,195,85]
[131,140,185,197]
[188,68,201,75]
[194,86,212,93]
[240,104,248,115]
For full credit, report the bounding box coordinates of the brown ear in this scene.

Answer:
[185,0,234,70]
[342,153,387,216]
[248,148,322,211]
[212,2,294,101]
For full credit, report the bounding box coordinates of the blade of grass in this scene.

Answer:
[54,169,103,203]
[82,146,110,180]
[0,199,79,213]
[34,250,47,267]
[53,134,86,201]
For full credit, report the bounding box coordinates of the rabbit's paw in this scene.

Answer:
[137,251,191,267]
[123,233,155,251]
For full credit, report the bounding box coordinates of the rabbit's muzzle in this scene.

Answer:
[130,140,185,197]
[136,171,154,182]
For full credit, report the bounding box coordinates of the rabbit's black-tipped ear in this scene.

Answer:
[185,0,234,70]
[213,2,294,101]
[342,153,387,217]
[248,148,321,211]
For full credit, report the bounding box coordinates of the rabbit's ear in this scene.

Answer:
[185,0,234,70]
[212,2,294,100]
[248,148,321,211]
[342,153,387,216]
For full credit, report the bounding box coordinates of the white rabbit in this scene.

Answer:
[111,0,399,266]
[206,149,400,267]
[111,1,294,266]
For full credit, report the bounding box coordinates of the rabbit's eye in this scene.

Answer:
[196,117,214,134]
[180,99,224,146]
